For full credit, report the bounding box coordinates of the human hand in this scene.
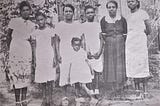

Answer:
[87,52,93,59]
[93,52,100,59]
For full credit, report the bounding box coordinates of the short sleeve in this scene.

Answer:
[142,10,149,20]
[8,18,16,29]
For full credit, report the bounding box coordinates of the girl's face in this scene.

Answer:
[127,0,138,10]
[107,2,117,18]
[85,8,95,22]
[63,7,74,21]
[36,15,46,29]
[20,6,31,20]
[72,40,81,52]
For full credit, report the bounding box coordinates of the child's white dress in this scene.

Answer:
[81,22,103,73]
[55,21,83,86]
[8,17,35,88]
[31,27,56,83]
[69,48,93,85]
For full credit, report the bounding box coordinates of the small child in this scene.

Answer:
[31,11,56,106]
[69,37,93,98]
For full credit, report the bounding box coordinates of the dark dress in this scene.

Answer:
[100,16,127,90]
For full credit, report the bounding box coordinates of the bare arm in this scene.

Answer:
[144,19,151,36]
[94,33,105,59]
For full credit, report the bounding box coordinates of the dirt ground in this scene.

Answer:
[1,79,160,106]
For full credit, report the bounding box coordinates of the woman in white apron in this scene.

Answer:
[126,0,151,91]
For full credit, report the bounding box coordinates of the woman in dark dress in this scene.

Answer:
[100,0,127,96]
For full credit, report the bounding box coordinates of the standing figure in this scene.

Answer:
[54,4,82,86]
[31,12,56,106]
[70,37,93,97]
[99,0,127,96]
[7,1,35,106]
[126,0,151,92]
[81,5,103,95]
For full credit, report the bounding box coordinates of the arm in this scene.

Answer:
[6,28,13,49]
[93,33,105,59]
[122,17,127,41]
[144,19,151,36]
[52,34,61,68]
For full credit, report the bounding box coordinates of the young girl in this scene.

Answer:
[69,37,93,98]
[31,12,56,106]
[7,1,35,106]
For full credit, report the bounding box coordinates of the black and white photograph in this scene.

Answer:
[0,0,160,106]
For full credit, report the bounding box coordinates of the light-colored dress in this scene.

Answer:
[8,17,35,88]
[81,22,102,72]
[54,21,82,86]
[126,9,150,78]
[70,48,93,84]
[31,27,56,83]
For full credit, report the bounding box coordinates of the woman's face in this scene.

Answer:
[127,0,138,10]
[20,6,31,19]
[36,15,46,29]
[63,7,74,21]
[85,8,95,22]
[107,2,117,17]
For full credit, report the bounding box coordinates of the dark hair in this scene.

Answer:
[84,5,95,12]
[63,4,75,13]
[71,37,81,45]
[19,1,31,11]
[106,0,118,9]
[35,11,47,19]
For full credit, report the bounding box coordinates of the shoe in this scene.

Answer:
[90,90,94,95]
[94,89,99,95]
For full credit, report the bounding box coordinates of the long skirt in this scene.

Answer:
[103,35,126,90]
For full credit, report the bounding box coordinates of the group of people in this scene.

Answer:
[5,0,151,106]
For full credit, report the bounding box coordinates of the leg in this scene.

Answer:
[134,78,140,90]
[55,66,60,87]
[21,87,27,106]
[41,83,47,106]
[14,88,21,106]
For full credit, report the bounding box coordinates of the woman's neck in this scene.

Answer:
[131,7,139,13]
[65,19,73,24]
[109,13,116,19]
[39,25,47,30]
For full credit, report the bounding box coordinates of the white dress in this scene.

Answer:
[54,21,82,86]
[126,9,150,78]
[31,27,56,83]
[8,17,35,88]
[81,22,102,72]
[70,48,93,84]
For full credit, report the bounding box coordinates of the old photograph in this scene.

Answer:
[0,0,160,106]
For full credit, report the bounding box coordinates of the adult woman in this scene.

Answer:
[8,1,35,106]
[100,0,127,95]
[54,4,82,86]
[126,0,151,91]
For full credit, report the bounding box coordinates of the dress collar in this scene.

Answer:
[105,12,121,23]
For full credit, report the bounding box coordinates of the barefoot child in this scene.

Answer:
[31,12,56,106]
[69,37,93,97]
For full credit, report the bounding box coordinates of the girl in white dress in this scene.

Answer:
[70,37,93,97]
[126,0,151,92]
[8,1,35,106]
[31,12,56,106]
